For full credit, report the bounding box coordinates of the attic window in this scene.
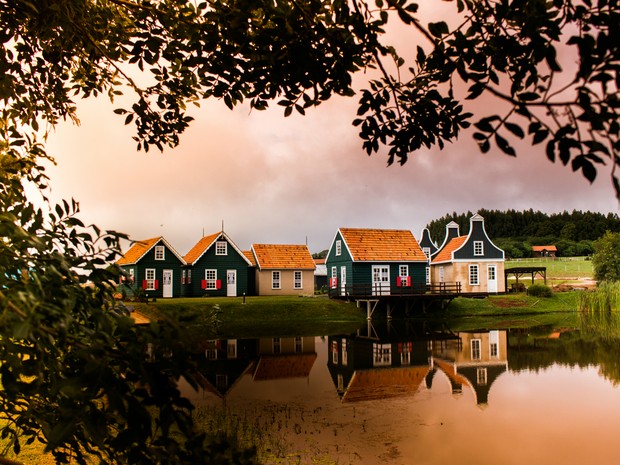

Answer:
[336,240,342,256]
[474,241,483,256]
[154,246,165,260]
[422,247,431,260]
[216,241,227,255]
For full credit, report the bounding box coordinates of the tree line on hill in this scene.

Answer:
[426,209,620,259]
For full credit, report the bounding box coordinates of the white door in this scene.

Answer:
[226,269,237,297]
[162,270,173,298]
[372,265,390,296]
[340,266,347,296]
[487,265,498,293]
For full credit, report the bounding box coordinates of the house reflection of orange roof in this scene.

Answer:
[339,228,427,262]
[184,232,221,264]
[243,250,257,266]
[432,236,468,263]
[252,244,316,270]
[433,359,470,387]
[117,237,161,265]
[342,366,430,403]
[252,353,318,381]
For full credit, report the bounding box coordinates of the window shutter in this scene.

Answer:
[406,276,411,286]
[330,277,338,288]
[201,279,207,290]
[216,279,222,290]
[142,280,147,290]
[155,280,159,290]
[396,276,402,287]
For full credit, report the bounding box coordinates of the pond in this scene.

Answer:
[179,316,620,465]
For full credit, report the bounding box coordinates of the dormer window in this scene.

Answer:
[422,247,431,260]
[154,246,165,260]
[216,241,227,255]
[474,241,483,256]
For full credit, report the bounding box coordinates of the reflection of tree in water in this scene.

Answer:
[507,322,620,386]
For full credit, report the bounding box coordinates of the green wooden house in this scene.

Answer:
[325,228,428,297]
[183,231,253,297]
[116,236,186,298]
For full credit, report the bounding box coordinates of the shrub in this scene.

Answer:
[527,283,553,297]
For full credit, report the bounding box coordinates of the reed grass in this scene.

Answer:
[577,281,620,314]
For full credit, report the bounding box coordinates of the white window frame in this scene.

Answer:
[145,268,156,290]
[425,266,431,285]
[227,340,237,359]
[469,264,479,286]
[294,337,303,353]
[331,266,337,288]
[336,240,342,256]
[272,337,281,354]
[272,271,281,289]
[215,241,227,255]
[294,270,303,289]
[129,268,135,283]
[154,245,165,260]
[399,265,408,278]
[422,247,431,260]
[205,269,217,290]
[332,341,339,364]
[477,367,488,385]
[474,241,484,256]
[187,269,191,283]
[341,338,348,366]
[439,266,445,283]
[471,339,481,360]
[182,269,186,284]
[373,343,392,367]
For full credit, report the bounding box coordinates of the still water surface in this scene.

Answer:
[180,318,620,465]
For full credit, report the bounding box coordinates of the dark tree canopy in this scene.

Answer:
[1,1,619,464]
[2,0,619,192]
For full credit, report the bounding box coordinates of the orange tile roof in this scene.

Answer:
[252,354,318,381]
[184,232,221,264]
[117,237,161,265]
[532,245,557,252]
[342,366,430,403]
[339,228,427,262]
[243,250,257,266]
[432,236,467,263]
[251,244,316,270]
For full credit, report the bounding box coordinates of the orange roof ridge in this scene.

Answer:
[251,244,315,270]
[184,232,222,264]
[338,228,427,262]
[432,236,467,263]
[117,237,162,265]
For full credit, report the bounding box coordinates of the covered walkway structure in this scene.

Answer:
[504,267,546,292]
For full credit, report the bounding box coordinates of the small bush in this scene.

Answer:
[527,283,553,297]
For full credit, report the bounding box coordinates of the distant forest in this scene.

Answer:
[426,209,620,258]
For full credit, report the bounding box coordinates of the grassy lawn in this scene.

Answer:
[132,295,365,338]
[506,257,593,280]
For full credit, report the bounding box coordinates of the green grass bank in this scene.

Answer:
[131,290,586,337]
[133,295,366,338]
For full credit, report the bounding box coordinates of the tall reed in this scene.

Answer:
[577,281,620,314]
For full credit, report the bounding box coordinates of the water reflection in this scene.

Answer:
[180,319,620,465]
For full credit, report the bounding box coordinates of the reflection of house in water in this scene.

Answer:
[327,324,434,402]
[191,337,317,398]
[252,337,317,381]
[328,325,508,406]
[432,330,508,405]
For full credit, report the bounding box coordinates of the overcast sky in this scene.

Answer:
[42,11,619,256]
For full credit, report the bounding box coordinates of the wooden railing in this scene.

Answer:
[328,282,461,298]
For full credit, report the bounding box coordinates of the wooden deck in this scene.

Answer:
[328,283,462,319]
